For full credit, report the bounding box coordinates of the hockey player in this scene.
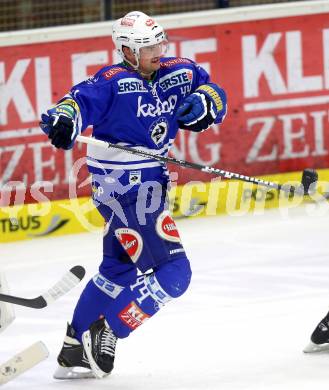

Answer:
[40,11,227,379]
[304,311,329,353]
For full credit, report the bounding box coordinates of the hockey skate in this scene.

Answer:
[53,323,94,379]
[54,318,117,379]
[82,317,117,379]
[304,312,329,353]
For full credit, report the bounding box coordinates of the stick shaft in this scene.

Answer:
[0,293,46,309]
[77,135,291,193]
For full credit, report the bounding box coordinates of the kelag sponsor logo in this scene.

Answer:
[137,95,177,117]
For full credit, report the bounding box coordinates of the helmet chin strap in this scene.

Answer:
[123,55,139,70]
[138,70,154,79]
[122,51,154,79]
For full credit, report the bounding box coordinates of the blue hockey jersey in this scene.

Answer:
[63,57,218,190]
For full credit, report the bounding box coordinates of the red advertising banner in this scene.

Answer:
[1,12,329,204]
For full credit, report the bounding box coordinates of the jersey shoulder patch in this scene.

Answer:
[87,65,136,87]
[101,66,128,80]
[160,57,193,69]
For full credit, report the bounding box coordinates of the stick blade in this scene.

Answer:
[70,265,86,281]
[301,168,318,195]
[0,341,49,385]
[42,265,86,306]
[0,266,86,309]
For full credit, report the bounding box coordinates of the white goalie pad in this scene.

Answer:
[0,272,15,332]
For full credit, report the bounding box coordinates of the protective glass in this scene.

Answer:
[139,40,169,59]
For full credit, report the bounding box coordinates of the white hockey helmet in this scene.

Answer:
[112,11,167,65]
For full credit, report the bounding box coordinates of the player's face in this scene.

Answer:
[138,40,168,73]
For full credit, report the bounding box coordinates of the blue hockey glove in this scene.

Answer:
[176,83,227,132]
[40,99,79,150]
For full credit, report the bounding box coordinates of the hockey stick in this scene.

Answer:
[0,266,85,309]
[0,341,49,385]
[76,135,318,196]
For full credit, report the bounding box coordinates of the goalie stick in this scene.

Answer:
[75,135,318,196]
[0,266,85,309]
[0,341,49,385]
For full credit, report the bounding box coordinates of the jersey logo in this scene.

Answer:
[137,94,177,117]
[160,58,192,68]
[118,78,147,94]
[149,118,168,146]
[102,67,126,80]
[118,77,147,95]
[156,211,181,243]
[115,228,143,262]
[129,170,141,185]
[158,69,193,92]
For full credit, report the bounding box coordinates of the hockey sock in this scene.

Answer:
[72,257,191,339]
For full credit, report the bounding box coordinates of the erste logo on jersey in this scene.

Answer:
[115,228,143,263]
[156,211,181,243]
[118,78,147,94]
[149,117,168,146]
[159,69,193,92]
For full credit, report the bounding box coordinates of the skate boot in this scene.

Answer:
[82,317,117,378]
[304,311,329,353]
[53,323,94,379]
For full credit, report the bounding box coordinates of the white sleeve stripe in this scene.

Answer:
[87,160,163,170]
[87,139,174,162]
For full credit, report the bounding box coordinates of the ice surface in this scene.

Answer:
[1,205,329,389]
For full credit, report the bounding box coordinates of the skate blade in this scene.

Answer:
[303,341,329,353]
[53,365,95,379]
